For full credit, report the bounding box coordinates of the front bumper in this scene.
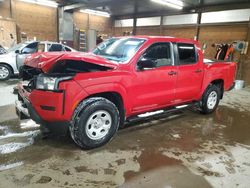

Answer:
[16,94,43,124]
[16,82,70,135]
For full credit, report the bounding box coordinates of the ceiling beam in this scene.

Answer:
[114,1,250,19]
[63,2,87,11]
[194,2,250,12]
[63,0,117,11]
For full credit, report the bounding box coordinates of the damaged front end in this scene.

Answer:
[21,58,114,80]
[16,55,116,135]
[20,57,114,92]
[16,57,114,118]
[20,52,68,81]
[19,65,43,81]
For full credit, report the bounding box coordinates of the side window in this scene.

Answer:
[177,43,197,65]
[37,43,45,52]
[21,42,38,54]
[47,44,52,51]
[49,44,63,52]
[142,43,172,67]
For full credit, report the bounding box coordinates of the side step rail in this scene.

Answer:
[126,104,190,123]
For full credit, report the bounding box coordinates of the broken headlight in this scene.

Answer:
[36,74,73,91]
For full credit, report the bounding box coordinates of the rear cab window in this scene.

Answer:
[177,43,197,65]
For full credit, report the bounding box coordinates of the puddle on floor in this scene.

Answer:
[120,106,250,187]
[0,105,249,187]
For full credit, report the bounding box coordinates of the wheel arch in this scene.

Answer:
[86,91,125,126]
[201,78,224,100]
[0,62,14,75]
[210,79,224,99]
[73,87,127,128]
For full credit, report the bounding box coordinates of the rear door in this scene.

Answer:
[131,42,177,113]
[48,44,64,52]
[175,43,204,102]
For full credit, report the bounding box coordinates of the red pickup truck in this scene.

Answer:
[16,36,236,149]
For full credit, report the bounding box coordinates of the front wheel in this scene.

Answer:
[0,64,12,81]
[200,85,221,114]
[70,97,120,149]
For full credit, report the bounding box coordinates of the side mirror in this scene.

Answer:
[15,49,20,54]
[137,58,156,70]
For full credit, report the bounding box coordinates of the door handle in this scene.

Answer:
[168,71,177,76]
[194,69,202,73]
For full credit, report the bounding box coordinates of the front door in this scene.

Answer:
[130,42,177,113]
[16,42,38,70]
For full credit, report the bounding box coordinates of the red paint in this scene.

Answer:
[22,36,236,122]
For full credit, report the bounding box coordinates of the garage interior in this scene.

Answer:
[0,0,250,187]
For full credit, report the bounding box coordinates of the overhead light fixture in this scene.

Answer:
[151,0,184,10]
[80,9,110,17]
[20,0,58,8]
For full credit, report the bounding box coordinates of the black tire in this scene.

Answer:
[40,123,52,139]
[70,97,120,149]
[200,85,221,114]
[0,64,12,81]
[18,66,24,79]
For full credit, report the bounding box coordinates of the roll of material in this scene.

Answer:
[234,80,244,90]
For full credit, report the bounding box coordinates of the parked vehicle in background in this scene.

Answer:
[16,36,236,149]
[0,41,76,81]
[0,45,7,54]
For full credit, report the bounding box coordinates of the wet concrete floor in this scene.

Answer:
[0,80,250,188]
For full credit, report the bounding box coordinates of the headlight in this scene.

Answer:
[36,74,73,91]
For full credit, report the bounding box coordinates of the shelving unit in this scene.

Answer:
[79,30,87,52]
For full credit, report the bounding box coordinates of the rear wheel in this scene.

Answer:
[70,97,120,149]
[200,85,221,114]
[0,64,12,81]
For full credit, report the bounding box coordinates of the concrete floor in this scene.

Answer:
[0,80,250,188]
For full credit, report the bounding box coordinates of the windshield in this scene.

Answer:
[7,43,25,53]
[92,38,145,62]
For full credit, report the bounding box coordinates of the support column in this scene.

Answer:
[58,7,74,47]
[160,16,163,36]
[246,17,250,57]
[10,0,13,18]
[238,17,250,81]
[132,0,138,35]
[195,12,202,41]
[195,0,203,41]
[132,17,137,35]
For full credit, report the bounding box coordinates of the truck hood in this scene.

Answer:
[25,52,119,73]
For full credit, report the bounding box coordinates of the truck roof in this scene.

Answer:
[117,35,198,44]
